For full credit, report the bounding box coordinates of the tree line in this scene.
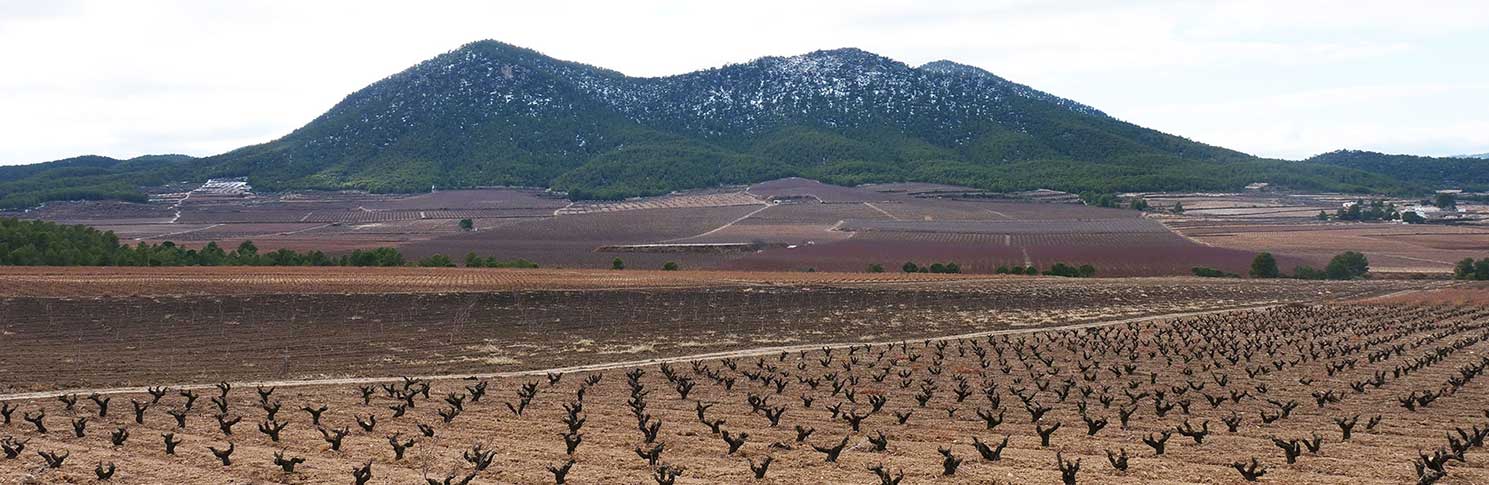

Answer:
[0,217,531,268]
[1193,251,1370,280]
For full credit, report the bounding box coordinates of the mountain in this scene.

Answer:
[1306,150,1489,191]
[0,41,1421,208]
[1454,153,1489,160]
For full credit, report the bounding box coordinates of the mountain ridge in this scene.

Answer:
[191,39,1294,197]
[0,40,1452,208]
[1306,149,1489,191]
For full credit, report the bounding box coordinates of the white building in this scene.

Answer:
[1404,205,1459,221]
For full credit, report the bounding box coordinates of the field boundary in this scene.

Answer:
[0,301,1291,401]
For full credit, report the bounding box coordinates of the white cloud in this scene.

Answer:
[0,0,1484,164]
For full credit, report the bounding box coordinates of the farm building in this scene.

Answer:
[1404,205,1461,221]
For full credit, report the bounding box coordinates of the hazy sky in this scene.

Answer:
[1,0,1485,165]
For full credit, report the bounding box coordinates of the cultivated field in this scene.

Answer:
[8,178,1312,276]
[1176,223,1489,274]
[0,269,1481,484]
[0,267,1409,393]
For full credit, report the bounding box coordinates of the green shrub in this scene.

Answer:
[1192,267,1237,278]
[1250,252,1280,278]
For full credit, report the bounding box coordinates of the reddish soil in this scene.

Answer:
[1,299,1484,484]
[723,229,1296,276]
[400,205,763,268]
[1177,222,1489,274]
[12,180,1380,276]
[748,178,899,203]
[0,268,1416,393]
[0,267,1014,298]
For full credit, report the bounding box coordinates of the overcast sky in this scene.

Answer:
[1,0,1485,166]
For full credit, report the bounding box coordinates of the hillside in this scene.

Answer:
[1455,153,1489,160]
[1306,150,1489,191]
[0,154,195,209]
[0,41,1424,208]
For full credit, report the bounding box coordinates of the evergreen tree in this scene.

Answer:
[1435,193,1457,210]
[465,251,485,268]
[418,254,455,267]
[1324,251,1369,280]
[1249,252,1280,278]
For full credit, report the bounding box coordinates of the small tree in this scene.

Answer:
[236,240,258,256]
[662,261,678,271]
[1476,258,1489,281]
[995,265,1010,274]
[902,262,919,273]
[458,219,474,231]
[611,258,625,270]
[1172,202,1185,214]
[1401,211,1425,224]
[1293,265,1326,280]
[1324,251,1369,280]
[1130,198,1150,211]
[1077,264,1096,277]
[1434,193,1457,211]
[1192,267,1235,278]
[1316,211,1328,221]
[1044,263,1078,277]
[945,262,961,274]
[464,252,484,268]
[418,254,454,267]
[867,264,884,273]
[929,263,947,273]
[1454,258,1476,279]
[1249,252,1280,278]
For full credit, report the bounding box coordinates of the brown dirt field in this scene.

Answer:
[868,199,1134,222]
[2,301,1486,484]
[361,189,568,211]
[723,229,1295,276]
[0,268,1417,394]
[18,182,1484,277]
[0,267,1026,298]
[400,206,764,268]
[1360,285,1489,305]
[748,178,897,203]
[1179,223,1489,273]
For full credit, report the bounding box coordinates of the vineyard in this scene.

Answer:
[0,268,1402,392]
[10,179,1363,276]
[0,267,1020,298]
[2,288,1487,483]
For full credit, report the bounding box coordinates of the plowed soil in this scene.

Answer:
[2,298,1486,484]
